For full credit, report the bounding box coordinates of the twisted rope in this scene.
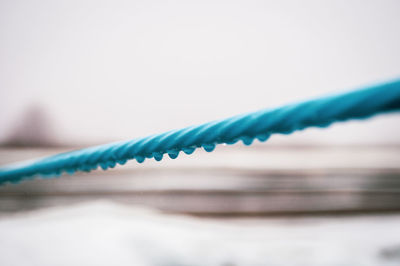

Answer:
[1,79,400,184]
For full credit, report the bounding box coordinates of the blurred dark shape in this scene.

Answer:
[2,105,57,147]
[380,244,400,261]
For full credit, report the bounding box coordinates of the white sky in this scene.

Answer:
[1,0,399,145]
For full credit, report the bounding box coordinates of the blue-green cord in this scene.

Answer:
[1,79,400,184]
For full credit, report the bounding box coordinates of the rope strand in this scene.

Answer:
[1,79,400,184]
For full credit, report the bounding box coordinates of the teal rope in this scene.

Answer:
[1,79,400,184]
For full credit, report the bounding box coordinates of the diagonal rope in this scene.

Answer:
[1,79,400,184]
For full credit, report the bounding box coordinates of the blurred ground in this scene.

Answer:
[1,145,400,216]
[0,146,400,265]
[1,201,400,266]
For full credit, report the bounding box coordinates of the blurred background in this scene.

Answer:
[1,0,400,265]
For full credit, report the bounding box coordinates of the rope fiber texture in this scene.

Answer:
[1,79,400,184]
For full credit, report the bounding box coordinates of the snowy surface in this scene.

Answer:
[1,201,400,266]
